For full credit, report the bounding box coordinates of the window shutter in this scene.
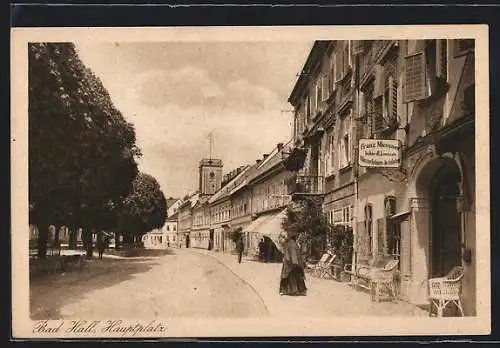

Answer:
[373,96,383,132]
[386,218,395,257]
[436,39,448,80]
[376,217,386,257]
[404,52,427,102]
[388,76,398,121]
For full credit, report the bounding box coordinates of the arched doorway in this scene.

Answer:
[430,164,462,278]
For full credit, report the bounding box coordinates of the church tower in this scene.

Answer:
[198,158,223,195]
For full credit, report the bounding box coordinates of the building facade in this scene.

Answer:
[287,39,476,315]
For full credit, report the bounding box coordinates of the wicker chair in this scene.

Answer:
[428,266,465,317]
[309,251,335,278]
[370,259,400,302]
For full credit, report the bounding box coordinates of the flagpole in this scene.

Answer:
[209,132,213,160]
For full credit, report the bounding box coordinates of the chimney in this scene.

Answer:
[277,143,284,151]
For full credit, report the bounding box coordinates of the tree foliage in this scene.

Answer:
[281,198,329,259]
[328,224,354,266]
[28,42,141,257]
[118,173,167,242]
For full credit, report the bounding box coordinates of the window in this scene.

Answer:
[342,206,351,226]
[173,225,176,231]
[403,52,427,102]
[365,204,373,255]
[329,54,336,96]
[166,225,170,231]
[339,133,350,169]
[404,39,448,103]
[209,171,215,179]
[325,132,335,176]
[454,39,474,57]
[321,74,329,101]
[316,81,322,111]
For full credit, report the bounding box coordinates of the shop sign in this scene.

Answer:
[358,139,402,168]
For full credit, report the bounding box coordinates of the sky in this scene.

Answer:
[75,41,312,199]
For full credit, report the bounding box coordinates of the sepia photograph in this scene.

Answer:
[11,25,490,338]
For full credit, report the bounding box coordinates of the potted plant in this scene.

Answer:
[328,224,354,282]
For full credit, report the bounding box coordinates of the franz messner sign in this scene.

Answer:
[358,139,402,168]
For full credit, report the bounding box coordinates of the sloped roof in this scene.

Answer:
[249,138,294,183]
[209,165,251,204]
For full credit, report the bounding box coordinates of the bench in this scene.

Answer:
[60,252,86,271]
[344,259,399,302]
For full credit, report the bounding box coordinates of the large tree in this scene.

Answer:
[118,173,167,246]
[29,43,140,258]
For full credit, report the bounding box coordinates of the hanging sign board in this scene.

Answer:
[358,139,402,168]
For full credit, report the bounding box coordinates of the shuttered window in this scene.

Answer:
[403,52,427,102]
[372,96,383,133]
[388,75,398,120]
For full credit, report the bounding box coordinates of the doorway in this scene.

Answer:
[430,166,462,278]
[209,229,214,250]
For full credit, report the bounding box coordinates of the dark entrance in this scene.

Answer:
[430,165,462,277]
[259,236,283,263]
[209,229,214,250]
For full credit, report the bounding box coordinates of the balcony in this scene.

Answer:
[288,175,325,196]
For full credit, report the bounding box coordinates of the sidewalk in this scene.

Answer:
[187,248,427,317]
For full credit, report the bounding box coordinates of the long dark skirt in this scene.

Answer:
[280,264,307,296]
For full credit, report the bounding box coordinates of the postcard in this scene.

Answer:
[11,24,490,338]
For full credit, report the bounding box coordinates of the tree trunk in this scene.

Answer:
[115,232,121,250]
[68,228,76,249]
[123,233,133,246]
[37,223,49,259]
[83,228,93,258]
[54,225,61,255]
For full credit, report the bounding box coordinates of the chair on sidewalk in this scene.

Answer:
[370,259,399,302]
[344,259,399,302]
[428,266,465,317]
[307,251,335,278]
[315,253,337,279]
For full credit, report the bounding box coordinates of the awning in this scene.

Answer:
[390,210,411,220]
[243,214,274,235]
[245,209,287,253]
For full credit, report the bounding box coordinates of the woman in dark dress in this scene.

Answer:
[279,234,307,296]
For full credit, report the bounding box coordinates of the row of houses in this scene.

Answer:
[149,39,476,316]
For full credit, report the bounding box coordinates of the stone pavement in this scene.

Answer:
[186,248,428,317]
